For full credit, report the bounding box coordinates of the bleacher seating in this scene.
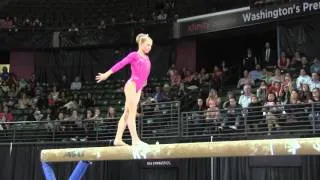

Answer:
[0,0,252,29]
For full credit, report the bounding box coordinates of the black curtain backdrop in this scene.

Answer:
[279,15,320,59]
[196,24,277,74]
[34,44,173,84]
[0,143,319,180]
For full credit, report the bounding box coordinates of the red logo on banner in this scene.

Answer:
[187,22,210,32]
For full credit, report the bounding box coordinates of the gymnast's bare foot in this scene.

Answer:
[132,139,148,146]
[113,139,129,146]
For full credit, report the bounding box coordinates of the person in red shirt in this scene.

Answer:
[268,81,282,98]
[277,51,290,70]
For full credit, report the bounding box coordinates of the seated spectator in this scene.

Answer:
[249,64,263,84]
[296,68,312,90]
[91,107,103,131]
[53,111,63,132]
[70,109,86,141]
[167,64,177,77]
[29,73,36,89]
[277,51,290,70]
[153,86,165,102]
[162,83,172,101]
[0,105,13,129]
[237,70,254,89]
[34,82,43,97]
[43,108,54,131]
[300,56,310,74]
[283,73,294,92]
[206,89,221,108]
[308,73,320,90]
[260,68,273,85]
[16,92,31,109]
[0,67,9,81]
[84,109,93,124]
[256,81,268,102]
[288,56,301,75]
[56,91,68,106]
[205,100,221,133]
[106,106,117,119]
[239,85,252,108]
[247,95,263,132]
[189,72,201,87]
[213,65,223,80]
[270,68,284,83]
[33,107,44,121]
[70,109,82,127]
[50,85,60,101]
[189,98,206,135]
[299,84,312,103]
[18,78,28,90]
[193,98,206,111]
[7,83,19,98]
[268,81,282,98]
[222,97,241,131]
[170,70,181,87]
[48,94,56,107]
[208,72,222,92]
[222,91,236,108]
[83,109,95,140]
[1,81,10,95]
[309,88,320,103]
[279,85,291,105]
[292,51,302,63]
[60,74,69,90]
[7,74,18,88]
[140,91,154,106]
[263,92,281,135]
[183,70,194,84]
[285,90,306,130]
[198,68,209,83]
[63,95,81,110]
[310,57,320,74]
[157,10,167,21]
[308,88,320,129]
[70,76,82,90]
[59,111,71,131]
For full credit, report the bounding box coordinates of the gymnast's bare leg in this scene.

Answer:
[122,80,145,145]
[113,108,129,146]
[110,80,146,146]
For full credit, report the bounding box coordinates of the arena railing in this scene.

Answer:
[140,101,180,139]
[0,117,137,143]
[1,101,319,143]
[181,102,320,139]
[0,101,180,143]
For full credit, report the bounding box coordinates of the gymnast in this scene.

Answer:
[95,33,152,146]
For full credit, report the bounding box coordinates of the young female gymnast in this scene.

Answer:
[95,33,152,146]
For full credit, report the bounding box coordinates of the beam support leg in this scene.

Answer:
[68,161,92,180]
[41,162,56,180]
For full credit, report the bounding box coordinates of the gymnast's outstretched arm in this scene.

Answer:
[96,52,136,83]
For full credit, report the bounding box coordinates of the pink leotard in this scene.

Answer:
[110,51,151,92]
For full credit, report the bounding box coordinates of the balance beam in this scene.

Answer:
[41,137,320,162]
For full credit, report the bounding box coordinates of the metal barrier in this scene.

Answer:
[1,101,320,143]
[181,102,320,138]
[140,101,180,139]
[0,117,135,143]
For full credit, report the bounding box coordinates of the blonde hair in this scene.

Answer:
[136,33,152,45]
